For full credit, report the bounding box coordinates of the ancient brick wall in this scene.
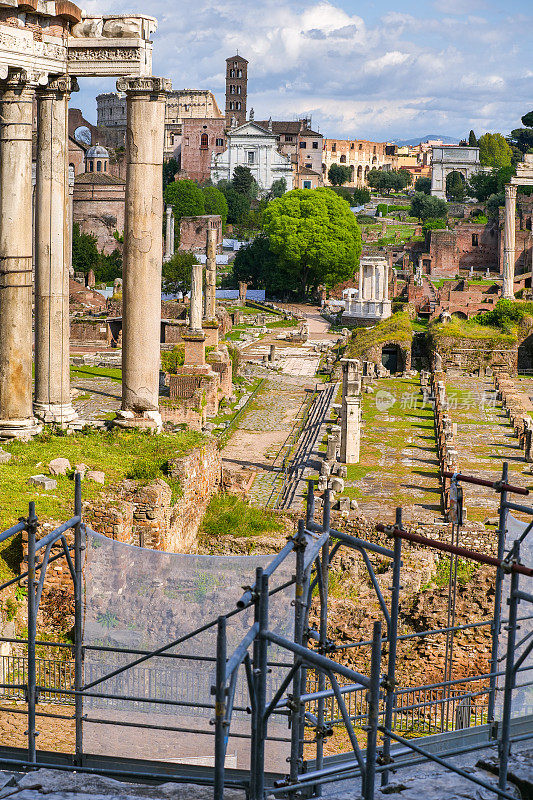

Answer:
[70,318,111,345]
[432,334,518,375]
[178,214,222,253]
[180,118,226,185]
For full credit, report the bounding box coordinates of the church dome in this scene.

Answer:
[86,143,109,159]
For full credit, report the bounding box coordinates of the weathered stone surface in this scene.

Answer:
[28,474,57,490]
[86,470,105,485]
[49,458,71,476]
[0,449,12,464]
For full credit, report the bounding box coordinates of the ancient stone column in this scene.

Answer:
[0,71,41,439]
[164,205,172,260]
[502,184,517,300]
[358,261,363,301]
[116,77,171,426]
[169,213,175,256]
[340,359,362,464]
[204,226,217,320]
[183,261,206,366]
[34,77,78,425]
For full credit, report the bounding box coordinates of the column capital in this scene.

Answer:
[38,76,79,95]
[505,183,518,200]
[116,76,171,95]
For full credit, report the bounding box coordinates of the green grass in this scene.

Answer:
[200,493,283,540]
[345,312,413,359]
[0,427,206,579]
[70,366,122,382]
[266,319,298,329]
[423,556,476,590]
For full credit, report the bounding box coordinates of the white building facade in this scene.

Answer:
[211,119,293,193]
[342,255,391,326]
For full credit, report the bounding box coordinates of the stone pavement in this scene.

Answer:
[444,375,533,523]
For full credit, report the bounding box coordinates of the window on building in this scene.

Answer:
[247,151,255,165]
[88,161,93,172]
[200,133,208,149]
[359,143,363,150]
[373,146,376,154]
[527,218,532,231]
[185,137,190,146]
[340,155,346,163]
[472,234,479,247]
[306,163,312,169]
[230,85,235,94]
[233,61,237,67]
[300,141,307,149]
[229,102,234,110]
[312,141,318,149]
[285,135,293,142]
[216,138,224,147]
[236,102,241,110]
[237,86,241,95]
[332,143,336,152]
[350,143,354,149]
[104,162,107,173]
[96,160,101,172]
[229,69,235,78]
[303,180,312,189]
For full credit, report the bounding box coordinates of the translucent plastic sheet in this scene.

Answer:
[495,514,533,719]
[82,529,295,770]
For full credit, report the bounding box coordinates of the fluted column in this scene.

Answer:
[0,70,41,439]
[116,77,170,425]
[358,261,363,301]
[204,226,217,320]
[502,184,517,300]
[34,76,78,425]
[164,205,172,260]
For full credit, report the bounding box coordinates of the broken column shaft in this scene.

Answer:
[204,226,217,321]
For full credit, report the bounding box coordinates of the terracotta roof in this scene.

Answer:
[256,120,321,137]
[74,173,125,185]
[298,166,321,176]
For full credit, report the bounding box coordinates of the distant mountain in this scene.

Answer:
[391,134,461,146]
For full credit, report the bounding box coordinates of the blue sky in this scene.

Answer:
[77,0,533,142]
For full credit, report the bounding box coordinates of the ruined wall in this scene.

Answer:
[178,214,222,253]
[431,333,518,375]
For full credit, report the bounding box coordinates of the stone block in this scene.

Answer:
[28,475,57,490]
[0,449,12,464]
[86,470,105,485]
[48,458,71,476]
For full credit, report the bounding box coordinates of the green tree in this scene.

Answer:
[445,170,466,201]
[522,111,533,128]
[72,223,99,274]
[468,130,478,147]
[96,249,122,285]
[218,183,250,225]
[414,176,432,195]
[468,166,514,202]
[366,168,410,195]
[328,163,352,186]
[269,178,287,198]
[163,158,178,190]
[397,168,412,189]
[162,251,197,295]
[261,188,362,297]
[478,132,513,169]
[202,185,228,226]
[232,165,255,196]
[352,187,371,205]
[232,235,276,288]
[164,179,205,226]
[410,192,447,222]
[330,186,354,204]
[486,192,505,219]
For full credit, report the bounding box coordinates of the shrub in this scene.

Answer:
[161,345,185,374]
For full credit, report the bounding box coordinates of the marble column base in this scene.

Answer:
[33,401,78,425]
[0,417,43,440]
[113,408,162,433]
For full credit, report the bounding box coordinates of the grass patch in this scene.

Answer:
[200,493,282,540]
[424,556,476,590]
[0,427,206,578]
[70,366,122,382]
[266,319,298,329]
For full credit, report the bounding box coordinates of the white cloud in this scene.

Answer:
[74,0,533,141]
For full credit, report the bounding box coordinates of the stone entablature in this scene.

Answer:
[431,145,481,200]
[342,255,391,326]
[68,14,155,77]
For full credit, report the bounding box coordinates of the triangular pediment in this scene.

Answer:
[228,120,274,138]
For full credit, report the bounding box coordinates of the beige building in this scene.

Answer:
[322,139,393,187]
[257,118,323,189]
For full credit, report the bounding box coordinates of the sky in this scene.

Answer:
[77,0,533,142]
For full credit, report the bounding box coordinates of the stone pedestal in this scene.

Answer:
[502,184,517,300]
[117,77,170,429]
[0,71,41,439]
[34,77,78,425]
[340,359,362,464]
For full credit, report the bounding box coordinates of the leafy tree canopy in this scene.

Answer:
[261,188,362,296]
[352,187,371,205]
[366,168,411,195]
[445,170,466,201]
[232,165,258,198]
[486,192,506,219]
[164,179,205,224]
[162,251,197,296]
[468,166,514,202]
[328,163,352,186]
[478,132,513,169]
[522,111,533,128]
[232,235,275,290]
[163,158,178,190]
[468,130,478,147]
[72,224,122,284]
[410,192,447,222]
[202,185,228,226]
[218,182,251,224]
[269,178,287,198]
[414,176,432,195]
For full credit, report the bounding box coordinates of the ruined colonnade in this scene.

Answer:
[502,155,533,301]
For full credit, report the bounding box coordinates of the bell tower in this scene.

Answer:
[225,54,248,128]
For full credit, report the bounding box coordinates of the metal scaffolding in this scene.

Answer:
[0,465,530,799]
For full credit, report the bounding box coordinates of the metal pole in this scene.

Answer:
[73,473,83,764]
[26,501,38,764]
[498,541,519,792]
[214,615,227,800]
[364,621,382,800]
[250,566,262,800]
[289,519,307,784]
[315,491,331,794]
[489,461,509,724]
[254,572,269,800]
[306,479,315,528]
[381,509,401,787]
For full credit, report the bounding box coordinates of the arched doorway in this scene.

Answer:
[445,170,466,201]
[381,344,402,373]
